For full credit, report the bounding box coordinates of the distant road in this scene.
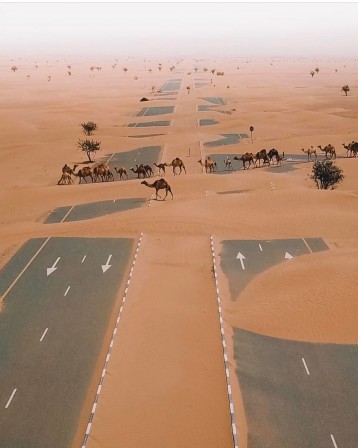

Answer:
[0,237,134,448]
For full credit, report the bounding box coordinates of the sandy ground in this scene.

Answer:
[0,56,357,447]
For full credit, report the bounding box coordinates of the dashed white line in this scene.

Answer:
[60,205,75,223]
[302,238,313,254]
[64,286,71,297]
[302,357,310,375]
[5,389,17,409]
[331,434,338,448]
[259,243,263,251]
[40,328,48,342]
[81,255,87,263]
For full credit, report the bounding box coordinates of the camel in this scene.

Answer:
[130,164,146,179]
[143,164,154,177]
[268,148,280,164]
[57,172,73,185]
[154,162,166,175]
[93,164,113,182]
[301,147,317,162]
[198,157,217,173]
[223,156,233,171]
[342,142,358,158]
[114,166,128,179]
[167,157,186,175]
[254,149,270,168]
[233,153,254,170]
[317,144,336,159]
[73,167,94,183]
[62,163,78,175]
[141,178,173,200]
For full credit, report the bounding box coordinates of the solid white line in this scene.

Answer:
[64,286,71,296]
[82,255,87,263]
[331,434,338,448]
[302,238,313,254]
[302,357,310,375]
[106,153,115,163]
[259,243,263,251]
[61,205,75,223]
[40,328,48,342]
[1,237,51,302]
[5,389,17,408]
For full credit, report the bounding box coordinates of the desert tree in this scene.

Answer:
[67,65,71,70]
[310,160,344,190]
[11,65,18,72]
[310,71,315,77]
[216,71,224,76]
[211,69,216,74]
[315,67,319,73]
[81,121,97,136]
[341,85,350,96]
[203,67,208,72]
[68,71,72,76]
[78,139,101,163]
[249,126,254,144]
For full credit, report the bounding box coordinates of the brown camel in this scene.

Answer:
[198,157,217,173]
[254,149,270,168]
[233,153,254,170]
[114,166,128,179]
[342,142,358,158]
[93,164,113,182]
[62,163,78,175]
[317,144,336,159]
[130,164,146,178]
[143,164,154,177]
[73,167,94,183]
[168,157,186,175]
[141,178,173,200]
[154,162,166,175]
[301,147,317,162]
[57,172,73,185]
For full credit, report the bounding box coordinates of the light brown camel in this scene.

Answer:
[73,167,94,183]
[167,157,186,175]
[254,149,270,168]
[141,178,173,200]
[198,157,217,173]
[57,172,73,185]
[154,162,166,175]
[342,142,358,158]
[234,153,254,170]
[114,166,128,179]
[317,144,336,159]
[301,147,317,162]
[93,163,113,182]
[62,163,78,175]
[130,164,146,178]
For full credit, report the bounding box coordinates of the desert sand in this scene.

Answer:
[0,56,357,447]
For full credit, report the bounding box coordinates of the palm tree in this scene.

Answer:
[341,85,350,96]
[310,71,315,77]
[249,126,254,144]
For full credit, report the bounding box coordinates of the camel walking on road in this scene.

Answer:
[342,142,358,158]
[317,144,336,159]
[57,172,73,185]
[198,157,217,173]
[301,147,317,162]
[130,164,147,179]
[167,157,186,175]
[141,178,173,200]
[73,167,94,183]
[114,166,128,180]
[233,153,254,170]
[154,162,167,175]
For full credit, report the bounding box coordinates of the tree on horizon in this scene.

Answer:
[81,121,97,136]
[341,85,350,96]
[310,71,315,77]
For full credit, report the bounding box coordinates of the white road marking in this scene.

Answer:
[5,389,17,408]
[285,251,294,260]
[302,357,310,375]
[81,255,87,263]
[106,152,115,163]
[64,286,71,296]
[331,434,338,448]
[113,199,116,203]
[40,328,48,342]
[61,205,74,223]
[302,238,313,253]
[1,237,51,302]
[259,243,263,251]
[47,256,61,276]
[236,252,246,269]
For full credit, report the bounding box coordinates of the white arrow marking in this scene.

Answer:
[236,252,246,270]
[285,252,294,260]
[102,255,112,273]
[5,389,17,408]
[47,257,61,276]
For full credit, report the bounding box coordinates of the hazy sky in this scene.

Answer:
[0,2,357,58]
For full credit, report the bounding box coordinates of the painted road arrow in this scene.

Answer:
[236,252,246,270]
[101,255,112,273]
[285,252,294,260]
[47,257,61,276]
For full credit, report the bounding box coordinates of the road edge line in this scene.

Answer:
[210,235,239,448]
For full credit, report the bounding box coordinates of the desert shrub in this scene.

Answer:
[81,121,97,136]
[310,160,344,189]
[78,139,101,162]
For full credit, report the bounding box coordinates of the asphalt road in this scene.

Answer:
[233,328,358,448]
[136,106,175,117]
[44,197,146,224]
[0,237,134,448]
[219,238,329,301]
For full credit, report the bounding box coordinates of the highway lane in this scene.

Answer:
[136,106,175,117]
[219,238,329,301]
[0,237,134,448]
[233,328,358,448]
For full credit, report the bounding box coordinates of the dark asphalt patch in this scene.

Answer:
[137,106,175,116]
[200,97,227,105]
[204,134,246,147]
[129,134,165,138]
[233,328,358,448]
[128,121,171,127]
[44,198,146,224]
[199,119,219,126]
